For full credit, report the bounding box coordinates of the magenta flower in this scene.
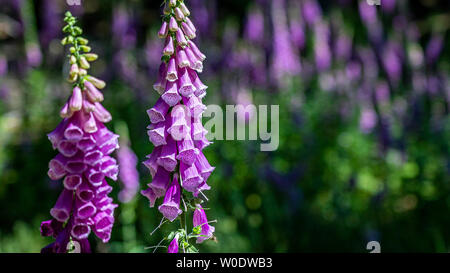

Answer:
[158,176,182,222]
[167,235,179,253]
[193,204,215,244]
[40,12,119,253]
[270,0,301,85]
[141,0,215,250]
[117,145,139,203]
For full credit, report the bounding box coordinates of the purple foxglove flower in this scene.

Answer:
[180,161,203,193]
[166,57,178,82]
[176,47,191,68]
[426,35,444,65]
[162,80,182,107]
[163,36,175,56]
[244,5,264,44]
[302,0,322,26]
[381,0,396,13]
[183,95,206,118]
[360,106,377,134]
[41,13,119,252]
[141,187,158,208]
[157,136,178,172]
[271,0,301,85]
[175,7,185,21]
[181,22,196,39]
[158,21,169,38]
[187,41,206,61]
[193,205,215,243]
[76,181,95,202]
[117,145,139,203]
[178,68,196,97]
[147,97,170,124]
[179,2,191,16]
[69,87,83,111]
[359,1,377,25]
[195,134,212,151]
[192,119,206,141]
[185,17,197,34]
[147,167,171,198]
[176,28,188,47]
[143,146,162,178]
[185,46,203,72]
[147,121,168,147]
[40,219,63,238]
[167,106,191,141]
[177,133,199,166]
[382,43,402,84]
[158,176,182,222]
[154,63,168,94]
[50,189,73,222]
[168,236,179,253]
[195,152,215,183]
[169,16,178,32]
[84,81,104,102]
[63,174,83,190]
[142,0,215,232]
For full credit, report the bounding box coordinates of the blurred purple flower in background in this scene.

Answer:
[270,0,301,86]
[244,4,265,45]
[117,145,139,203]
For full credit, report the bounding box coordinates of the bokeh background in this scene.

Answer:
[0,0,449,252]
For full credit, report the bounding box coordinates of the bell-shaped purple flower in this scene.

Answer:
[193,205,215,244]
[168,235,179,253]
[158,176,183,222]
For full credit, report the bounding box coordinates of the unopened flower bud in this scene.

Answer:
[169,17,178,32]
[69,86,83,111]
[83,99,96,113]
[179,3,190,16]
[79,68,87,76]
[163,36,175,56]
[69,63,79,78]
[84,80,104,102]
[175,8,185,21]
[163,3,171,15]
[77,37,89,45]
[87,76,106,89]
[84,53,98,62]
[79,56,90,69]
[70,55,77,64]
[158,21,169,38]
[59,102,72,118]
[80,45,91,53]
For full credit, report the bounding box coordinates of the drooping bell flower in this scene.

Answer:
[167,235,179,253]
[141,0,215,247]
[193,204,215,244]
[158,175,182,222]
[40,12,119,253]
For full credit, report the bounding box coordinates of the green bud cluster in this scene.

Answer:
[61,11,103,90]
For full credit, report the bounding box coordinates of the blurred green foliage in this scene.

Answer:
[0,0,449,252]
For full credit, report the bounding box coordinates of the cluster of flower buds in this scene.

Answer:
[141,0,215,253]
[40,12,119,253]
